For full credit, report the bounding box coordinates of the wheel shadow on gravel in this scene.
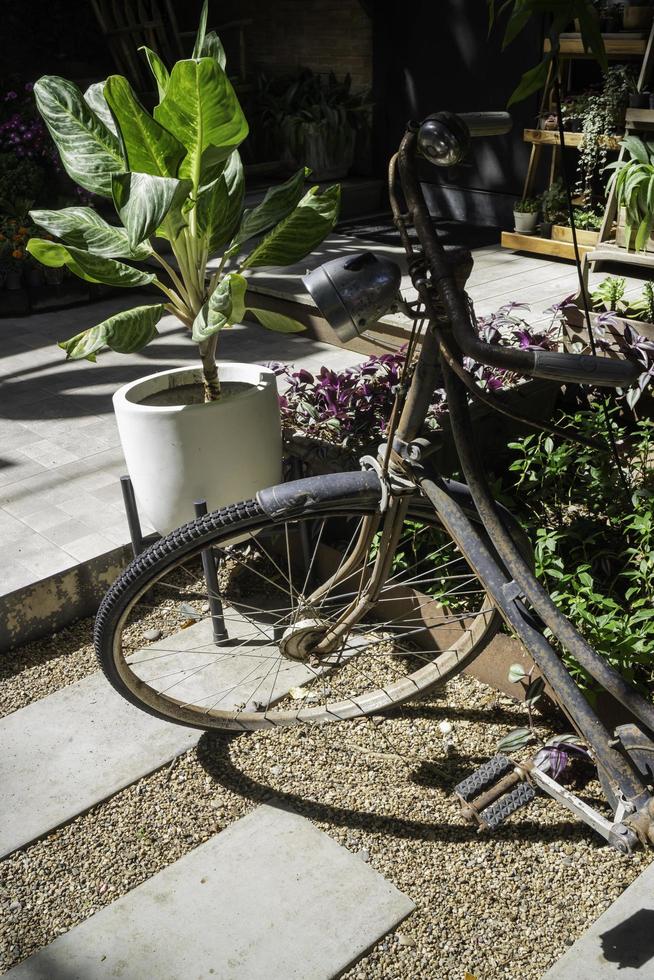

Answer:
[196,732,597,847]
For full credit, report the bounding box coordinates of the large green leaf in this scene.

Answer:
[29,207,152,260]
[229,167,308,253]
[192,0,209,59]
[34,75,124,197]
[26,238,155,288]
[59,304,164,361]
[104,75,184,178]
[139,46,170,102]
[196,150,244,252]
[112,172,192,249]
[240,185,340,269]
[192,272,247,341]
[84,82,118,136]
[249,308,305,333]
[154,58,248,186]
[201,31,227,71]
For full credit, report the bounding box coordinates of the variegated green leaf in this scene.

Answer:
[83,81,118,136]
[196,150,244,253]
[508,662,527,684]
[104,74,184,178]
[249,308,305,333]
[154,58,248,186]
[240,184,340,269]
[29,206,151,260]
[229,167,308,253]
[192,272,247,341]
[192,0,209,59]
[201,31,227,70]
[112,172,192,248]
[26,238,155,288]
[59,304,164,361]
[34,75,124,197]
[139,46,170,102]
[496,727,533,753]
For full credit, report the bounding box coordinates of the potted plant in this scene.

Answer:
[552,206,605,244]
[254,68,372,181]
[539,179,568,237]
[513,197,540,234]
[608,134,654,251]
[25,4,341,534]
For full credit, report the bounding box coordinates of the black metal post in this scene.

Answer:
[120,475,144,557]
[194,499,228,643]
[291,456,311,578]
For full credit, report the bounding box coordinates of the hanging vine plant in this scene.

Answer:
[577,64,636,201]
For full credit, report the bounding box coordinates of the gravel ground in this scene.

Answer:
[1,619,651,979]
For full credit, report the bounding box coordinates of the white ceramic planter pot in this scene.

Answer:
[113,362,282,535]
[514,211,538,235]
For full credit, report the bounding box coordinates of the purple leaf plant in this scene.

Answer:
[274,301,559,449]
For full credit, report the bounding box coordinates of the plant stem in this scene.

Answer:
[198,334,220,401]
[152,251,191,304]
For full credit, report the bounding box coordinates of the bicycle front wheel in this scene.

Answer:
[95,480,497,731]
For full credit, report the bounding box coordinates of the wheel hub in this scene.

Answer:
[279,618,331,661]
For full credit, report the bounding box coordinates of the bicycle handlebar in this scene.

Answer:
[400,117,640,389]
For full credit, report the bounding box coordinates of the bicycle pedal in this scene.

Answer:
[454,753,514,802]
[478,781,536,830]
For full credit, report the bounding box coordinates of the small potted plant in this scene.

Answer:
[26,3,341,534]
[539,180,568,237]
[513,197,540,234]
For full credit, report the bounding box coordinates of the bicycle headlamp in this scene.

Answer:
[417,112,471,167]
[302,251,402,342]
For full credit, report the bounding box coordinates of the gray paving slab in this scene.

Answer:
[544,860,654,978]
[6,804,415,980]
[0,671,199,858]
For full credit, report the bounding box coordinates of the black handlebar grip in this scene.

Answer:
[458,112,513,138]
[531,350,640,387]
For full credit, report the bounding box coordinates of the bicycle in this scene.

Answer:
[95,110,654,854]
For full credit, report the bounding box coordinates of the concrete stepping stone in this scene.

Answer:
[0,672,199,858]
[6,804,415,980]
[544,860,654,978]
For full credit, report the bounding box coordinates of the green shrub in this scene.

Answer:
[506,406,654,696]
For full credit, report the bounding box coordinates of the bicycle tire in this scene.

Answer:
[95,481,499,731]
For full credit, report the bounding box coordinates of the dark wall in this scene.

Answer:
[372,0,543,226]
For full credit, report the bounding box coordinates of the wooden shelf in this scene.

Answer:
[625,108,654,128]
[523,128,622,149]
[586,242,654,268]
[544,35,647,56]
[501,231,594,260]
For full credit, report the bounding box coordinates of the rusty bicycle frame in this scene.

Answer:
[302,114,654,852]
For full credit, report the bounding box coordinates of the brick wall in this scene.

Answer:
[217,0,373,90]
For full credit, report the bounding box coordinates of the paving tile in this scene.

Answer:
[5,805,414,979]
[0,560,37,594]
[18,438,81,468]
[0,671,199,858]
[0,451,49,488]
[40,518,97,547]
[544,861,654,978]
[13,503,75,533]
[62,531,119,562]
[10,536,75,579]
[0,509,32,542]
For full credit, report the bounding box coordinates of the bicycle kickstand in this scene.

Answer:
[454,754,638,854]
